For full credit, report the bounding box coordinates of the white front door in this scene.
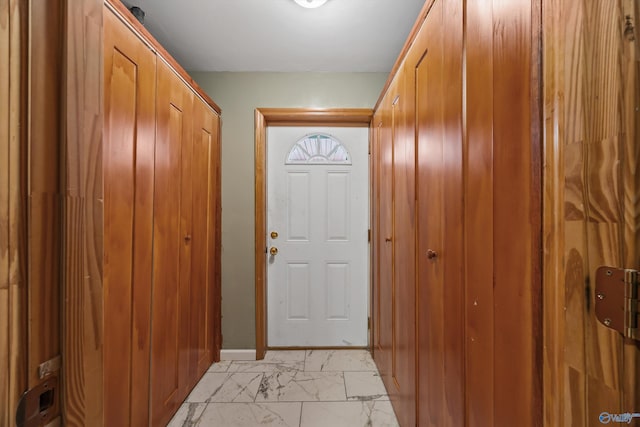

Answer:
[267,126,369,347]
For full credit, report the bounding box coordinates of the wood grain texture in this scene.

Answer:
[370,117,379,357]
[415,4,447,426]
[258,108,373,126]
[464,0,496,423]
[414,0,465,425]
[61,0,104,425]
[464,0,542,425]
[0,0,27,423]
[146,57,221,425]
[253,108,373,360]
[621,0,640,414]
[372,1,541,425]
[151,59,194,426]
[60,2,222,425]
[178,75,194,403]
[211,116,222,362]
[103,7,156,425]
[492,0,540,424]
[191,98,219,379]
[542,0,567,423]
[28,0,63,396]
[440,0,465,424]
[373,90,393,391]
[254,109,267,360]
[543,0,640,425]
[391,60,417,427]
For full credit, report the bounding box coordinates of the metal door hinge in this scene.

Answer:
[595,266,639,340]
[367,316,371,330]
[368,229,371,243]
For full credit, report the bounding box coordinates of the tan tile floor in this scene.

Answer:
[167,349,399,427]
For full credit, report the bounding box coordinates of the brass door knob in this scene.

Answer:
[426,249,438,259]
[271,231,279,239]
[270,247,278,256]
[385,237,392,242]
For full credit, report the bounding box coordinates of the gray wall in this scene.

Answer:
[190,72,388,349]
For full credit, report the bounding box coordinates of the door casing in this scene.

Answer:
[254,108,373,359]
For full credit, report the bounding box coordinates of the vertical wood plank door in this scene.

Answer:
[151,59,194,427]
[391,62,417,427]
[374,94,394,383]
[103,7,156,426]
[414,0,464,425]
[190,98,220,381]
[543,0,640,424]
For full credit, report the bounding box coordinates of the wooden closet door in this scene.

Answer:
[190,99,220,382]
[414,0,464,425]
[103,7,156,427]
[151,59,194,427]
[374,93,394,385]
[390,62,417,427]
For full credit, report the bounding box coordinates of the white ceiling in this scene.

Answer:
[126,0,426,72]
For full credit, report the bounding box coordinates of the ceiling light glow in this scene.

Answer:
[294,0,328,9]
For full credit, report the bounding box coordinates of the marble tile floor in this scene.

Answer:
[168,349,399,427]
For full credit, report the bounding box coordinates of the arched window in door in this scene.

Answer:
[286,133,352,165]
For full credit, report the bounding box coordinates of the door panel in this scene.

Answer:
[105,43,136,424]
[465,0,496,422]
[390,62,417,427]
[375,96,394,385]
[103,8,156,426]
[151,59,194,426]
[414,1,465,425]
[178,83,194,403]
[416,2,445,425]
[267,127,369,347]
[191,99,219,380]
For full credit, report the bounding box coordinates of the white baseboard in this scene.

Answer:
[220,349,257,361]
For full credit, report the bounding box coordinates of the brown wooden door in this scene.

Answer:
[374,93,394,385]
[190,99,220,382]
[103,8,156,426]
[151,59,194,426]
[390,63,417,427]
[374,68,418,427]
[415,0,464,425]
[416,35,446,423]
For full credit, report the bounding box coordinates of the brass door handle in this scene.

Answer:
[385,237,392,242]
[271,231,279,239]
[426,249,438,259]
[270,247,278,256]
[184,234,192,243]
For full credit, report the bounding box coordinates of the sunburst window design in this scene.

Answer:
[286,134,352,165]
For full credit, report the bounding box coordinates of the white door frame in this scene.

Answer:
[254,108,373,359]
